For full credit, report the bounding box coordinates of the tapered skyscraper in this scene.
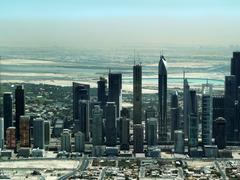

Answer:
[133,64,142,124]
[158,55,167,142]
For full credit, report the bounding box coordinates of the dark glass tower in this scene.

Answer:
[108,73,122,117]
[133,64,142,124]
[15,85,25,140]
[231,52,240,87]
[3,92,13,135]
[97,77,107,108]
[72,82,90,121]
[158,55,167,142]
[224,75,237,141]
[214,117,226,149]
[170,91,180,141]
[105,102,117,146]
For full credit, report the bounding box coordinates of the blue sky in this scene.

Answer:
[0,0,240,47]
[1,0,240,19]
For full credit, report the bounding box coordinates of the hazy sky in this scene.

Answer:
[1,0,240,47]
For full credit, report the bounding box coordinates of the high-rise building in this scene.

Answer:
[33,118,45,149]
[188,113,198,148]
[231,52,240,87]
[105,102,117,146]
[189,90,198,114]
[224,75,238,141]
[20,115,30,147]
[92,105,103,146]
[202,84,213,146]
[97,77,107,108]
[15,85,25,140]
[158,55,167,142]
[108,72,122,117]
[0,118,4,149]
[183,76,190,139]
[75,100,89,141]
[133,124,144,153]
[120,117,129,150]
[44,121,50,145]
[61,129,71,152]
[171,91,180,141]
[174,130,184,154]
[75,131,85,152]
[3,92,13,136]
[72,82,90,121]
[212,96,224,138]
[214,117,226,149]
[6,127,16,149]
[133,64,142,124]
[147,118,158,146]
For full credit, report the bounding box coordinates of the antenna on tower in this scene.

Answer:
[134,49,136,65]
[109,68,111,74]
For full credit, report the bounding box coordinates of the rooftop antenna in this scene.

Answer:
[183,70,186,79]
[134,49,136,65]
[109,68,111,74]
[206,78,209,84]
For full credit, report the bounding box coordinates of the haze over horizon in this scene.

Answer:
[1,0,240,48]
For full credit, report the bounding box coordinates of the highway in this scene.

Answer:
[57,155,89,180]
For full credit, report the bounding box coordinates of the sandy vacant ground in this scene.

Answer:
[0,159,79,169]
[1,59,56,65]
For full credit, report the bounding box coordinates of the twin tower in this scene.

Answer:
[133,55,167,144]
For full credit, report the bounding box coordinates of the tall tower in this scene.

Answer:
[183,75,190,139]
[108,73,122,117]
[133,64,142,124]
[231,52,240,87]
[97,77,107,108]
[171,91,180,141]
[158,55,167,142]
[15,85,25,140]
[92,105,103,146]
[76,100,89,141]
[72,82,90,121]
[201,83,213,146]
[33,118,45,149]
[3,92,13,136]
[105,102,117,146]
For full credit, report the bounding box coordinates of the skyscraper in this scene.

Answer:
[231,52,240,87]
[108,72,122,117]
[120,117,130,150]
[20,115,30,147]
[158,55,167,142]
[3,92,13,136]
[212,96,225,138]
[44,121,50,145]
[188,113,198,148]
[92,105,103,146]
[72,82,90,121]
[15,85,25,140]
[75,100,89,141]
[105,102,117,146]
[147,118,158,146]
[133,124,144,153]
[0,118,4,149]
[133,64,142,124]
[183,76,190,139]
[97,77,107,108]
[75,131,85,152]
[171,91,180,141]
[33,118,45,149]
[61,129,71,152]
[224,75,238,141]
[6,127,16,150]
[214,117,226,149]
[201,84,213,146]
